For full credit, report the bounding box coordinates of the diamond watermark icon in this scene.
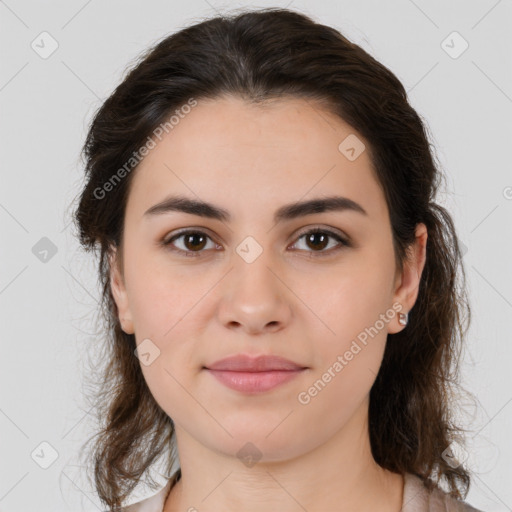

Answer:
[441,440,469,469]
[32,237,58,263]
[236,442,263,468]
[31,31,59,59]
[31,441,59,469]
[338,134,365,161]
[236,236,263,264]
[135,338,161,366]
[441,31,469,59]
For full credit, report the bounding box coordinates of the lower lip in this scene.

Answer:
[205,369,305,393]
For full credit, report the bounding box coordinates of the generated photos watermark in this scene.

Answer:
[93,97,198,200]
[297,301,404,405]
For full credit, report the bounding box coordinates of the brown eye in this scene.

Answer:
[163,230,217,256]
[290,228,350,255]
[181,232,208,251]
[304,232,330,251]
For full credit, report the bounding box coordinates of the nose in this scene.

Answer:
[216,249,292,335]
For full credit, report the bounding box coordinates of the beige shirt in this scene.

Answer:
[121,471,483,512]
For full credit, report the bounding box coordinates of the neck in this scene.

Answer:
[164,398,404,512]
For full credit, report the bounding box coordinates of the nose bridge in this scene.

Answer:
[232,233,281,297]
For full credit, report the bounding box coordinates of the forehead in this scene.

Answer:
[125,95,387,222]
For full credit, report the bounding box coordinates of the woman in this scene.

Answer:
[73,7,483,512]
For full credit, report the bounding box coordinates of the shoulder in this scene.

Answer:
[402,473,484,512]
[116,468,180,512]
[117,478,172,512]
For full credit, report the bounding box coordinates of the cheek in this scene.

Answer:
[299,285,392,434]
[126,262,209,393]
[314,289,390,400]
[303,248,395,393]
[303,254,395,342]
[125,256,201,337]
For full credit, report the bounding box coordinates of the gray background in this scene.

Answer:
[1,0,511,511]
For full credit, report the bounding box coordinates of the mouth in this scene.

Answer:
[203,354,308,394]
[204,368,306,393]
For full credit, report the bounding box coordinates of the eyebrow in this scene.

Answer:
[143,194,368,223]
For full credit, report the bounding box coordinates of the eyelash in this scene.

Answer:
[161,227,351,258]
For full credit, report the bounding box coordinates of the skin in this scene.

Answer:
[109,95,427,512]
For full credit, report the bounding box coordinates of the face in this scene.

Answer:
[110,95,426,462]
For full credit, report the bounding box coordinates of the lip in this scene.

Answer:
[205,354,306,372]
[204,354,308,394]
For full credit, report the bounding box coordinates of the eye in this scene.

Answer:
[162,229,220,257]
[162,226,350,258]
[289,227,350,256]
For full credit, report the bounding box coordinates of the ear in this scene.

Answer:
[388,223,428,334]
[108,245,135,335]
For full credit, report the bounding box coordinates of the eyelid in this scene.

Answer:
[292,225,350,244]
[162,226,217,244]
[162,227,221,254]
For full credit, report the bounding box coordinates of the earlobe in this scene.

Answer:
[108,246,135,335]
[390,223,428,333]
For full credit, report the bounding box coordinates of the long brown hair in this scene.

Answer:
[72,7,475,510]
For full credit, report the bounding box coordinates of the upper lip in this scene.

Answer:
[205,354,306,372]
